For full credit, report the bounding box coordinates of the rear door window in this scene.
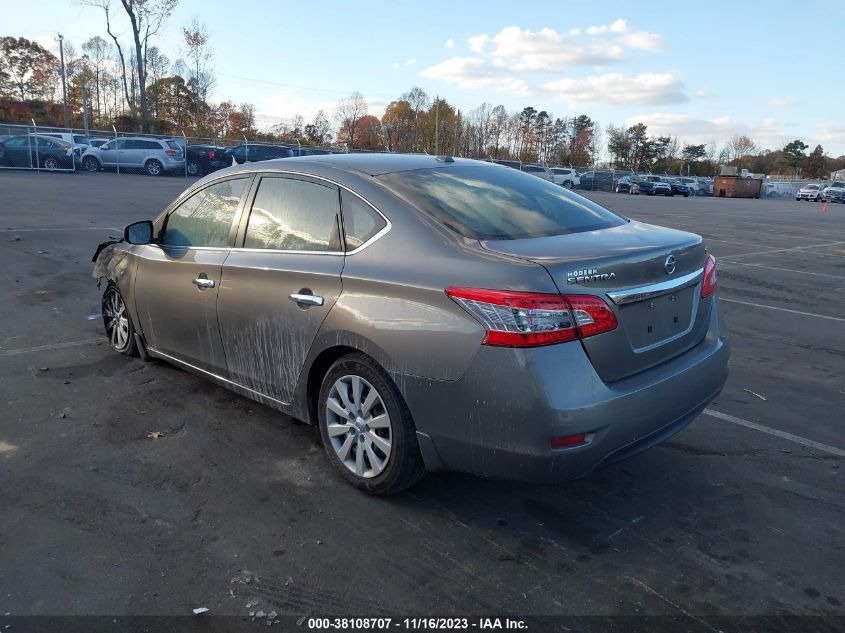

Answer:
[377,166,626,240]
[341,190,386,250]
[160,178,249,248]
[243,176,341,252]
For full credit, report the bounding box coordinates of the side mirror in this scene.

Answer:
[124,220,153,245]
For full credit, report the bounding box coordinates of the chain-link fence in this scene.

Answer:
[0,121,347,177]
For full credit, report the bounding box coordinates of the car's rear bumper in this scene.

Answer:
[402,299,730,483]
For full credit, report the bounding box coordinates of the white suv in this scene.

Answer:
[81,137,185,176]
[550,167,580,188]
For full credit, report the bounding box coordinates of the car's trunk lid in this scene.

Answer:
[481,221,711,381]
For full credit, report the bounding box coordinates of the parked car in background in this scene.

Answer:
[290,147,334,157]
[669,178,692,197]
[677,178,701,195]
[550,167,580,188]
[93,154,728,494]
[87,137,111,148]
[81,137,185,176]
[796,183,824,202]
[224,144,294,164]
[822,181,845,203]
[696,178,714,195]
[631,176,673,196]
[0,134,76,170]
[615,175,639,193]
[578,170,614,191]
[491,158,521,170]
[186,145,228,176]
[521,163,555,181]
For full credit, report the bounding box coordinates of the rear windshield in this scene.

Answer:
[166,141,181,150]
[377,166,627,240]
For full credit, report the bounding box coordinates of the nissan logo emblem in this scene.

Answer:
[664,255,676,275]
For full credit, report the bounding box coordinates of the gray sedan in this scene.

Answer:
[92,155,729,495]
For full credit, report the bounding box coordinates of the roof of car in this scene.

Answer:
[224,153,491,177]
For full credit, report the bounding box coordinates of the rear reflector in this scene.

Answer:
[551,433,586,448]
[446,287,618,348]
[701,254,717,298]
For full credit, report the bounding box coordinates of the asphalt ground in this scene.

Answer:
[0,169,843,622]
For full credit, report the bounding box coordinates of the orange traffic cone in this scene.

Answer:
[821,202,829,213]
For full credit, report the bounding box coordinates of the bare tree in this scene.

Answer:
[728,134,757,166]
[182,18,214,126]
[336,91,367,149]
[81,36,111,121]
[81,0,178,131]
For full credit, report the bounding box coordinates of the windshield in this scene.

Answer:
[377,166,627,240]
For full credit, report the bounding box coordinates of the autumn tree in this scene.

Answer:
[182,18,214,127]
[0,37,58,101]
[381,99,414,152]
[336,91,367,149]
[728,135,757,168]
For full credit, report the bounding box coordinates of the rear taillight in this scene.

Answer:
[208,150,215,160]
[446,287,618,348]
[701,254,717,298]
[165,149,177,156]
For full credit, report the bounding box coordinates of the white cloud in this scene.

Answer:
[694,88,711,98]
[391,62,400,70]
[444,38,454,48]
[420,57,531,95]
[619,31,664,51]
[586,19,628,35]
[468,34,489,52]
[421,22,671,99]
[543,73,687,107]
[768,96,801,108]
[404,58,416,66]
[623,112,791,150]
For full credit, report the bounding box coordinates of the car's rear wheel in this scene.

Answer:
[43,156,59,170]
[318,353,424,495]
[102,283,138,356]
[564,180,573,189]
[145,159,163,176]
[83,156,100,172]
[187,160,202,176]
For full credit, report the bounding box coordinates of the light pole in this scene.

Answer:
[57,33,69,129]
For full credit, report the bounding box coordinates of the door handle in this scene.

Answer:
[289,293,324,306]
[192,277,215,289]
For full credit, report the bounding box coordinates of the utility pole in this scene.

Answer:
[82,55,90,135]
[434,96,440,156]
[57,34,69,129]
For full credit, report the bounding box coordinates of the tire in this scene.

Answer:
[102,283,138,356]
[684,193,689,197]
[145,159,163,176]
[186,160,202,176]
[83,156,100,172]
[43,156,59,170]
[318,353,425,495]
[563,180,573,189]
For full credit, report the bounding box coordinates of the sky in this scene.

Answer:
[5,0,844,155]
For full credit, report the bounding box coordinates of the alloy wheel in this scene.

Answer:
[103,288,131,351]
[187,161,201,176]
[146,160,162,176]
[324,375,392,478]
[43,157,59,170]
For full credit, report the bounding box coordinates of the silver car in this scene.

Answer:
[93,155,729,495]
[81,137,185,176]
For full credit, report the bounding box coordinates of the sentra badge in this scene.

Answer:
[567,268,616,284]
